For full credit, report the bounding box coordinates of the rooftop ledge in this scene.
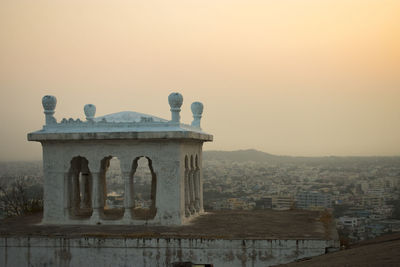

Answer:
[28,130,213,142]
[29,93,213,142]
[0,210,337,241]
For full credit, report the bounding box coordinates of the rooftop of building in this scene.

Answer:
[0,210,337,240]
[28,93,213,142]
[278,232,400,267]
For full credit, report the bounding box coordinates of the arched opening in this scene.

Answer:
[100,156,124,220]
[68,156,92,219]
[132,156,157,220]
[105,157,124,209]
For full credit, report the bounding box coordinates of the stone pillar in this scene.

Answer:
[64,171,73,218]
[71,171,81,213]
[152,158,182,225]
[150,168,157,215]
[80,173,91,209]
[198,165,204,213]
[198,154,204,213]
[100,172,107,208]
[188,167,196,214]
[89,159,103,222]
[184,164,190,217]
[90,171,104,221]
[100,158,111,208]
[122,171,134,220]
[194,168,200,212]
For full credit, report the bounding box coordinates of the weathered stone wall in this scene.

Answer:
[0,236,337,267]
[41,140,204,226]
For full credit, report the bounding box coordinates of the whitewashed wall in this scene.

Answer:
[41,139,203,226]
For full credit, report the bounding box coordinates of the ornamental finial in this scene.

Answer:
[168,92,183,123]
[84,104,96,122]
[191,102,203,128]
[42,95,57,125]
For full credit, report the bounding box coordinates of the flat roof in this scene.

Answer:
[28,130,213,142]
[280,233,400,267]
[0,210,337,240]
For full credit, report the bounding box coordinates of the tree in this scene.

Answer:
[333,204,352,218]
[0,179,43,217]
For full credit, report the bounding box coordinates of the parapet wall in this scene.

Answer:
[0,236,338,267]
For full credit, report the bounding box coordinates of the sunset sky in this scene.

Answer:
[0,0,399,160]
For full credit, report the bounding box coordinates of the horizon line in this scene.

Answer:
[1,148,400,162]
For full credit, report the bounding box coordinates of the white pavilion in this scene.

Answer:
[28,92,213,225]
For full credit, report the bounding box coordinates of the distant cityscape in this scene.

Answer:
[1,149,399,244]
[203,150,400,244]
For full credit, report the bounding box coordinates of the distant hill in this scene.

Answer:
[0,150,399,165]
[203,149,400,164]
[204,149,285,162]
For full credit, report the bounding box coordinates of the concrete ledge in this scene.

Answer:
[0,236,336,267]
[28,131,213,142]
[0,210,339,266]
[0,210,338,241]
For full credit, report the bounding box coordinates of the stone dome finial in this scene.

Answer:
[191,102,203,116]
[168,92,183,123]
[168,92,183,109]
[42,95,57,113]
[191,102,203,128]
[42,95,57,125]
[84,104,96,121]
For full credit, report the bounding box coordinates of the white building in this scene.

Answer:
[5,91,341,267]
[272,195,294,210]
[339,216,359,228]
[296,191,332,210]
[28,93,213,226]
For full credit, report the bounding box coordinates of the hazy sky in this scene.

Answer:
[0,0,399,160]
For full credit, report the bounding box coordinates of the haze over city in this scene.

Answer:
[1,0,399,161]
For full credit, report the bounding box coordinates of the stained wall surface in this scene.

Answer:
[0,236,338,267]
